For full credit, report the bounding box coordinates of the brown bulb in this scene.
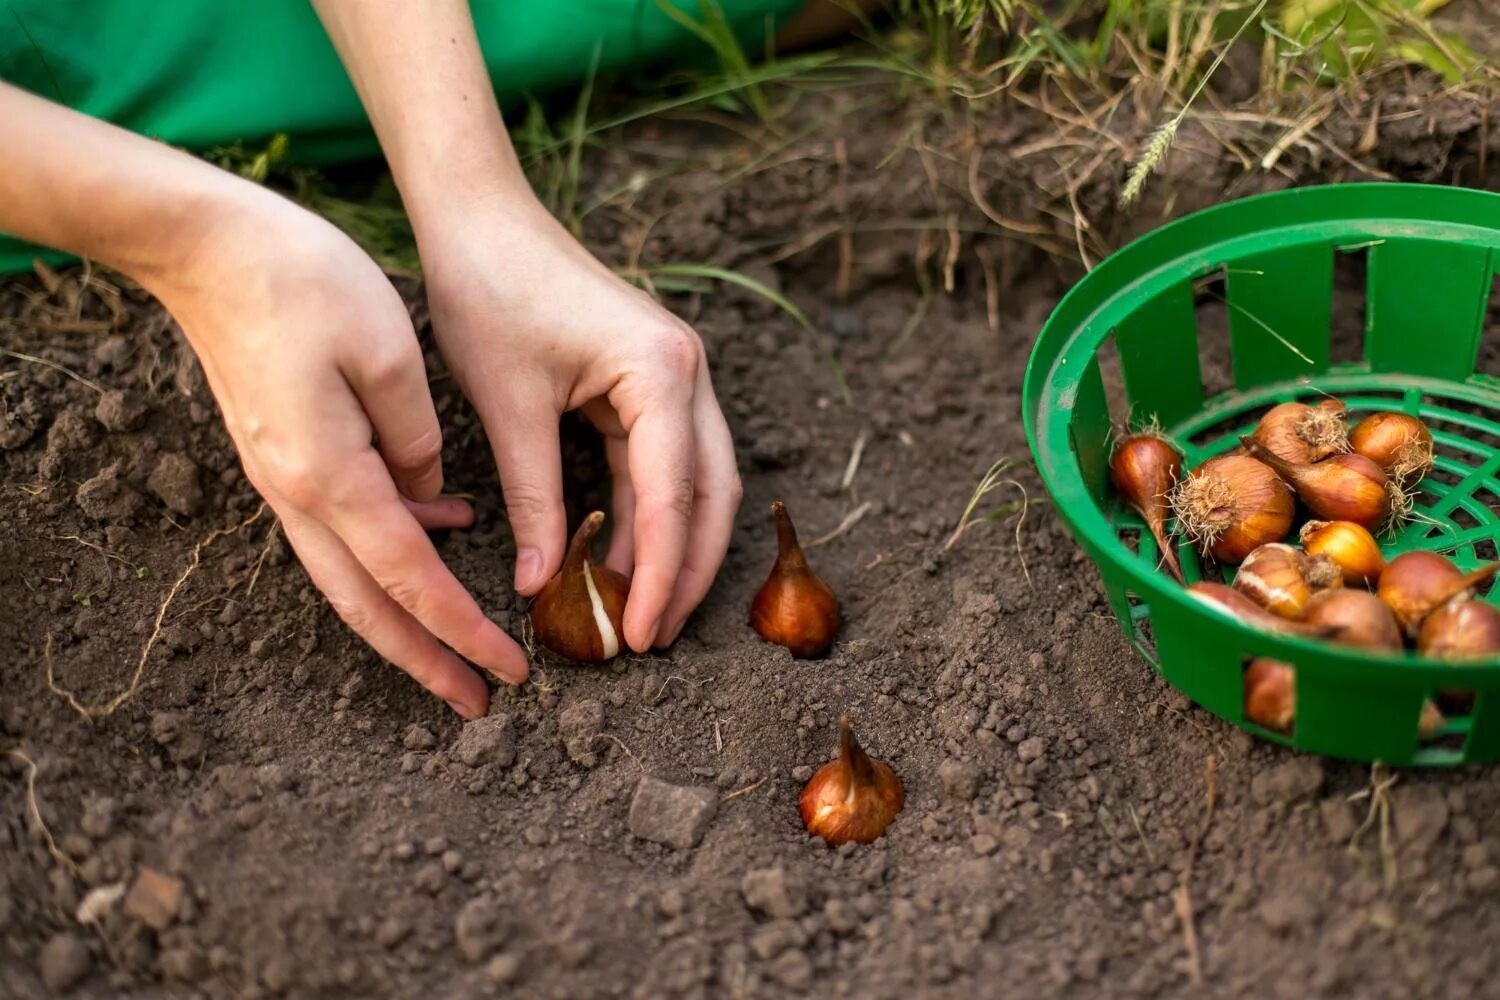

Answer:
[1418,600,1500,660]
[1377,551,1500,638]
[1299,520,1387,586]
[799,716,904,846]
[1233,542,1342,619]
[1350,412,1434,486]
[1171,455,1294,563]
[1110,432,1185,583]
[530,511,630,662]
[1187,582,1340,639]
[1244,658,1294,733]
[1245,399,1349,464]
[1244,441,1390,531]
[751,501,839,657]
[1302,589,1402,652]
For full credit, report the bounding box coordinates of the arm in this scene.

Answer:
[0,81,529,716]
[312,1,743,651]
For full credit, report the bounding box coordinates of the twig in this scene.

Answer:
[807,502,873,549]
[721,776,768,802]
[51,534,140,573]
[840,429,868,492]
[46,504,267,720]
[2,349,104,395]
[4,749,79,876]
[1176,754,1217,988]
[593,733,644,772]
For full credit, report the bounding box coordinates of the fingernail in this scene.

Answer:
[445,698,479,719]
[515,548,543,593]
[659,616,686,647]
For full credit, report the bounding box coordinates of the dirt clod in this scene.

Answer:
[453,714,515,768]
[454,895,507,963]
[628,776,717,850]
[38,932,92,994]
[741,866,806,920]
[1250,757,1325,805]
[938,758,983,801]
[149,712,204,766]
[94,389,147,433]
[402,724,437,751]
[75,463,140,521]
[123,868,185,931]
[147,452,204,516]
[558,698,606,767]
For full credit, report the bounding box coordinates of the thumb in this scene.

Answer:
[485,391,566,595]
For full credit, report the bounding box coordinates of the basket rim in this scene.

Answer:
[1022,182,1500,682]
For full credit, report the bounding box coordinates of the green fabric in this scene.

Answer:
[0,0,805,272]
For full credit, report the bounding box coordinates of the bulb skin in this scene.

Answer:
[1299,520,1386,586]
[530,511,630,663]
[1246,399,1349,464]
[1418,600,1500,661]
[1350,412,1434,485]
[751,501,839,657]
[1244,658,1294,733]
[1233,542,1341,619]
[1187,582,1340,639]
[1302,589,1402,652]
[1172,455,1294,564]
[1110,432,1185,583]
[799,717,904,846]
[1245,441,1390,531]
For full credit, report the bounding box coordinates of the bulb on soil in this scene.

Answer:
[751,501,840,657]
[799,716,904,846]
[530,512,630,663]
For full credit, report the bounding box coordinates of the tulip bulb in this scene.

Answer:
[1377,551,1500,638]
[1110,431,1185,583]
[1299,520,1386,586]
[1233,542,1342,619]
[1244,658,1294,733]
[1418,600,1500,661]
[799,716,904,846]
[1187,582,1341,639]
[1350,412,1434,486]
[1244,440,1391,531]
[530,511,630,662]
[751,501,839,657]
[1171,455,1294,564]
[1246,399,1349,464]
[1302,589,1402,652]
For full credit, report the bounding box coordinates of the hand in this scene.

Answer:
[417,198,742,652]
[148,186,529,717]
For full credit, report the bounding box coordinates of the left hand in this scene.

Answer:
[418,197,743,652]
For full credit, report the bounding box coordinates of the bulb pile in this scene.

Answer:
[1108,402,1500,742]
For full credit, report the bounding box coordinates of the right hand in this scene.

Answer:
[147,185,528,718]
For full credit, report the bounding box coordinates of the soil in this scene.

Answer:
[4,41,1500,1000]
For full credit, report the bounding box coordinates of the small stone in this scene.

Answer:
[522,826,548,847]
[399,753,420,774]
[824,898,858,934]
[94,389,147,433]
[376,916,412,949]
[750,919,808,960]
[414,862,446,894]
[147,452,204,517]
[1393,785,1449,853]
[441,850,463,874]
[740,866,806,919]
[558,698,606,768]
[627,777,717,850]
[38,932,92,993]
[1320,798,1357,844]
[1017,738,1045,763]
[938,758,982,801]
[767,950,813,990]
[403,725,437,751]
[249,638,271,660]
[791,765,814,782]
[393,842,415,862]
[970,834,999,856]
[1250,757,1324,806]
[1258,887,1318,934]
[454,714,515,768]
[454,895,507,963]
[80,797,118,840]
[1470,867,1500,894]
[485,953,522,985]
[124,868,184,930]
[423,836,449,856]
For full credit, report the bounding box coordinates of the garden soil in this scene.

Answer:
[4,55,1500,999]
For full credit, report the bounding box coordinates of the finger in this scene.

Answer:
[404,496,476,531]
[603,435,636,575]
[326,457,530,684]
[278,509,490,718]
[343,334,446,503]
[620,392,696,652]
[657,374,741,645]
[483,388,566,596]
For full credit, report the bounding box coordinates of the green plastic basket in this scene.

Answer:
[1024,183,1500,766]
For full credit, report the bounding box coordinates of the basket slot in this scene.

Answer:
[1068,352,1113,506]
[1462,691,1500,762]
[1366,240,1492,381]
[1114,280,1202,429]
[1226,244,1334,390]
